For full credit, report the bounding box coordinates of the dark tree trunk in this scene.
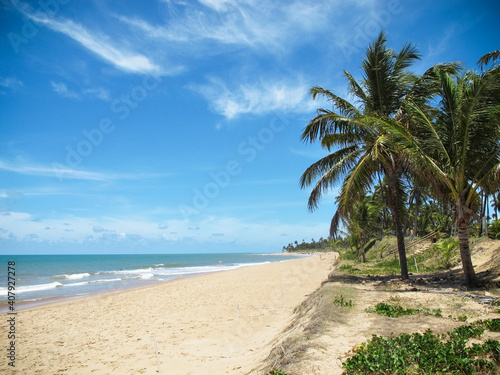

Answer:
[480,192,486,236]
[393,209,408,279]
[413,186,421,238]
[387,173,409,279]
[457,215,480,287]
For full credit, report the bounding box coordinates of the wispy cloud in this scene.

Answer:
[0,160,169,182]
[50,81,80,99]
[50,81,110,101]
[426,24,458,59]
[289,147,330,160]
[21,7,161,75]
[118,0,344,52]
[232,179,296,187]
[82,87,110,101]
[0,160,112,181]
[0,77,23,90]
[190,76,315,119]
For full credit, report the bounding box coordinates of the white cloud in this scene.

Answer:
[50,81,110,101]
[93,225,111,233]
[118,0,344,51]
[0,160,111,181]
[191,76,316,119]
[289,147,330,160]
[0,211,328,253]
[0,160,169,182]
[23,10,161,75]
[50,81,80,99]
[0,77,23,90]
[82,87,110,101]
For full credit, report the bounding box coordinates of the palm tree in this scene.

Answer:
[392,61,500,286]
[491,192,500,220]
[300,32,425,279]
[346,194,381,262]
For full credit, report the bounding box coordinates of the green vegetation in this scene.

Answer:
[432,238,459,270]
[283,237,334,252]
[266,371,289,375]
[366,302,441,318]
[488,219,500,240]
[343,319,500,374]
[334,295,355,308]
[299,31,500,286]
[336,236,463,277]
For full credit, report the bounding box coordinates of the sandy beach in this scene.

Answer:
[1,253,337,374]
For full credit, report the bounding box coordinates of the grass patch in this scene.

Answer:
[334,294,355,308]
[265,336,310,373]
[293,284,357,336]
[366,302,442,318]
[343,319,500,374]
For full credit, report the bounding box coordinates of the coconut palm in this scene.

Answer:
[391,61,500,286]
[345,194,381,262]
[478,50,500,71]
[491,192,500,220]
[300,32,427,279]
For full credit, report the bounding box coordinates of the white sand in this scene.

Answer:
[1,253,337,374]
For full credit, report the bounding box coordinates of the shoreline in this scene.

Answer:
[1,253,308,314]
[0,269,228,314]
[1,253,337,374]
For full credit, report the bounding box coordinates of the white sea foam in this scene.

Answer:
[107,267,155,275]
[0,282,64,294]
[54,273,91,280]
[64,278,122,288]
[1,262,271,297]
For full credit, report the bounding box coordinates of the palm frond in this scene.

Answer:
[402,62,463,111]
[302,148,363,211]
[330,207,342,238]
[309,86,361,119]
[299,145,360,188]
[478,50,500,70]
[336,149,378,213]
[301,111,369,144]
[394,42,421,72]
[343,70,368,105]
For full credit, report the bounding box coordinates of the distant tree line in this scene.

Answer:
[282,237,334,252]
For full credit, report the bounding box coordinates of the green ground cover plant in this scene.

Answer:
[366,302,442,318]
[333,294,355,308]
[342,319,500,374]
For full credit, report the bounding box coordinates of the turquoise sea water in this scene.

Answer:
[0,253,304,311]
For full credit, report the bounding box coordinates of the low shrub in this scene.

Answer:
[343,319,500,374]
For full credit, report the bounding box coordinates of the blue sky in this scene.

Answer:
[1,0,499,254]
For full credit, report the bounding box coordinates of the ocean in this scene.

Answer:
[0,253,305,311]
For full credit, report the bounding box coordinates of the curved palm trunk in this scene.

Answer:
[387,173,409,279]
[413,186,421,237]
[457,215,480,287]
